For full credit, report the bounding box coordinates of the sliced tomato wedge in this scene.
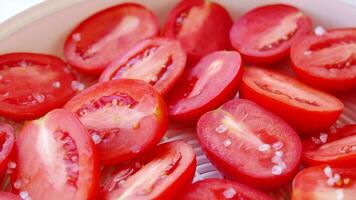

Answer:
[230,4,312,64]
[64,3,160,75]
[13,109,99,200]
[0,53,75,121]
[240,66,344,134]
[99,37,186,95]
[0,192,20,200]
[0,124,15,175]
[197,99,302,189]
[65,79,168,165]
[99,141,196,200]
[163,0,232,64]
[291,28,356,91]
[292,165,356,200]
[166,51,242,123]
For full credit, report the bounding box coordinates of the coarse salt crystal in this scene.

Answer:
[324,166,333,178]
[71,80,85,91]
[32,93,45,103]
[52,81,61,88]
[272,165,283,175]
[91,134,102,145]
[223,139,232,147]
[319,133,328,143]
[19,191,29,199]
[314,26,327,36]
[222,187,236,199]
[272,141,283,150]
[258,144,271,152]
[215,124,227,133]
[275,151,283,157]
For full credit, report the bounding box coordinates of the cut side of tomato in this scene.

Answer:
[99,37,186,96]
[230,4,312,64]
[64,3,160,75]
[291,28,356,91]
[13,109,99,200]
[0,53,76,121]
[65,79,168,165]
[0,192,20,200]
[0,124,15,176]
[99,141,196,200]
[197,99,302,189]
[240,66,344,134]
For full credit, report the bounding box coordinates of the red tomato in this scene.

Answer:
[240,66,344,134]
[180,178,272,200]
[197,99,302,189]
[290,29,356,91]
[163,0,232,64]
[64,3,160,75]
[65,79,168,165]
[99,37,186,95]
[292,165,356,200]
[166,51,242,123]
[230,4,312,64]
[0,124,15,175]
[99,141,196,200]
[14,109,99,200]
[0,192,20,200]
[0,53,75,121]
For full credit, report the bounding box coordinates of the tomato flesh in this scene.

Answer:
[0,192,20,200]
[0,124,15,176]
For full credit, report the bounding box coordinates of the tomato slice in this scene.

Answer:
[290,28,356,91]
[292,165,356,200]
[64,3,160,75]
[99,141,196,200]
[0,53,75,121]
[0,192,20,200]
[166,51,242,123]
[240,66,344,134]
[180,178,273,200]
[163,0,232,64]
[13,109,99,200]
[230,4,312,64]
[65,79,168,165]
[99,37,186,95]
[0,124,15,175]
[197,99,302,189]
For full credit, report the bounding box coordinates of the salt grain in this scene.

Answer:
[91,134,102,145]
[319,133,328,143]
[272,165,283,175]
[324,166,332,178]
[314,26,327,36]
[275,151,283,157]
[32,93,45,103]
[19,191,29,199]
[71,80,85,91]
[223,139,232,147]
[258,144,271,152]
[222,187,236,199]
[52,81,61,88]
[215,124,227,133]
[272,141,283,150]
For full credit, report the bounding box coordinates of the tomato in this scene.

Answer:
[0,53,75,121]
[240,66,344,134]
[99,141,196,200]
[65,79,168,165]
[179,178,272,200]
[230,4,312,64]
[197,99,301,189]
[99,37,186,95]
[64,3,160,75]
[14,109,99,200]
[166,51,242,123]
[0,124,15,175]
[163,0,232,64]
[0,192,20,200]
[292,165,356,200]
[290,28,356,91]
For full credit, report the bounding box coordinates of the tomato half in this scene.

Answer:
[99,37,186,96]
[0,124,15,175]
[240,66,344,134]
[290,28,356,91]
[163,0,232,64]
[99,141,196,200]
[65,79,168,165]
[0,192,20,200]
[197,99,302,189]
[166,51,242,123]
[14,109,99,200]
[230,4,312,64]
[292,165,356,200]
[0,53,75,121]
[64,3,160,75]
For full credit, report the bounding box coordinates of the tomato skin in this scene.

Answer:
[0,192,21,200]
[0,124,15,176]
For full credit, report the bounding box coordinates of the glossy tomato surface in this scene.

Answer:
[0,124,15,175]
[65,79,168,165]
[240,66,344,134]
[0,192,20,200]
[100,141,196,200]
[64,3,160,75]
[230,4,312,64]
[99,37,186,95]
[14,109,99,200]
[0,53,75,120]
[197,99,301,189]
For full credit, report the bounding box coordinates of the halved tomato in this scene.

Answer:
[166,51,242,123]
[0,192,20,200]
[230,4,312,64]
[197,99,301,189]
[163,0,232,64]
[64,3,160,75]
[290,28,356,91]
[240,66,344,134]
[292,165,356,200]
[13,109,99,200]
[65,79,168,165]
[0,124,15,176]
[0,53,75,121]
[99,37,186,95]
[99,141,196,200]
